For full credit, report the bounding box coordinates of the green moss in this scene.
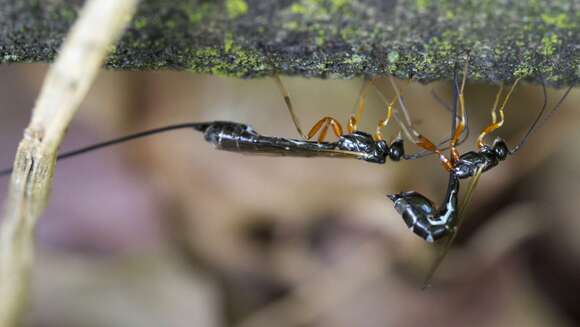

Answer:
[290,3,307,14]
[229,47,267,76]
[288,0,352,20]
[3,0,580,85]
[189,46,266,78]
[388,51,400,64]
[133,17,147,29]
[343,54,364,65]
[315,30,326,46]
[342,55,369,70]
[416,0,430,11]
[428,35,454,59]
[47,3,78,23]
[329,0,350,10]
[339,26,357,40]
[226,0,248,19]
[224,32,234,52]
[283,20,300,30]
[165,20,176,29]
[186,3,213,24]
[194,47,221,58]
[541,13,574,29]
[514,64,533,78]
[59,6,76,21]
[541,33,560,56]
[283,0,358,49]
[3,54,20,62]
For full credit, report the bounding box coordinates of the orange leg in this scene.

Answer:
[373,76,413,141]
[386,77,453,170]
[373,75,453,169]
[373,94,398,141]
[348,79,373,133]
[274,75,307,139]
[307,117,344,142]
[417,135,454,171]
[389,74,454,170]
[449,59,470,162]
[475,84,504,147]
[476,78,521,149]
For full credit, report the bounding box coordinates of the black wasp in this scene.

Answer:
[0,76,464,177]
[386,61,573,286]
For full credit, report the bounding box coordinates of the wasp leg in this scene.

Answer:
[274,75,307,139]
[417,136,454,171]
[381,76,454,170]
[431,88,471,147]
[475,84,504,147]
[476,78,521,149]
[447,60,471,162]
[307,116,344,142]
[373,92,397,141]
[371,77,414,141]
[388,76,415,129]
[373,78,408,141]
[347,79,373,134]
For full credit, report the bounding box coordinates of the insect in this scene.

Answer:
[0,76,466,177]
[386,61,573,287]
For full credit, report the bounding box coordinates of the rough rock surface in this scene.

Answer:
[1,0,579,85]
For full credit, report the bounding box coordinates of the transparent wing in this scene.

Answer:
[314,148,370,159]
[422,166,484,289]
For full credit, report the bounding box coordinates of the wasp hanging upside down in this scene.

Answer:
[387,62,572,288]
[385,61,572,287]
[1,75,468,177]
[388,62,572,243]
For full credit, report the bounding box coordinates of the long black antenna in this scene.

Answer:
[401,72,469,161]
[0,122,211,177]
[510,81,573,154]
[431,89,470,143]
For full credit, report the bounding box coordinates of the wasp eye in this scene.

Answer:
[493,139,509,160]
[388,139,405,161]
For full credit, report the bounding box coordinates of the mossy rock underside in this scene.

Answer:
[1,0,579,86]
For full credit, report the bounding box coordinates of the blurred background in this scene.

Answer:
[0,63,579,327]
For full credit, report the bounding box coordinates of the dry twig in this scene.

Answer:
[0,0,139,325]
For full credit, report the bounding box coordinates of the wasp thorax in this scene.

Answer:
[337,131,389,163]
[375,139,389,157]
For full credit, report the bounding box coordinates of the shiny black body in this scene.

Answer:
[387,138,510,242]
[453,138,509,179]
[200,121,405,164]
[0,120,406,178]
[388,174,460,242]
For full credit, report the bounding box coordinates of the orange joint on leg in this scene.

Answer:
[307,117,344,142]
[439,155,453,172]
[318,123,329,142]
[330,119,343,137]
[347,115,357,134]
[476,122,501,149]
[417,135,453,171]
